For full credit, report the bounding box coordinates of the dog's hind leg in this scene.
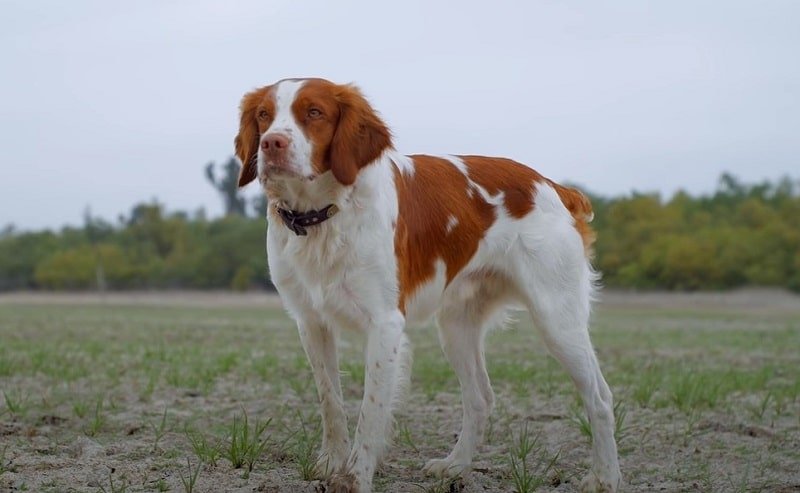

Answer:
[423,276,508,478]
[524,292,620,493]
[513,186,621,492]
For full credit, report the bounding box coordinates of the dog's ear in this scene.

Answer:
[328,84,392,186]
[234,87,268,187]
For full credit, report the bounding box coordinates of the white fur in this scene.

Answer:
[445,215,459,235]
[388,150,415,176]
[404,259,447,325]
[258,88,620,493]
[259,80,316,179]
[444,153,469,175]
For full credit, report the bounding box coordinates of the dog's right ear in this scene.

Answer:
[234,87,268,187]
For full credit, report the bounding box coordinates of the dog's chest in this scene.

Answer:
[268,212,399,330]
[272,225,350,280]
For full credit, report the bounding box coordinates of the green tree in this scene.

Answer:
[3,171,799,292]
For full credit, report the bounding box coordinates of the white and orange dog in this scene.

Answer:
[235,78,620,493]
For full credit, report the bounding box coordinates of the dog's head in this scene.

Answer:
[234,78,392,188]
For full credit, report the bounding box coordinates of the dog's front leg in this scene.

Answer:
[297,321,349,478]
[328,310,408,493]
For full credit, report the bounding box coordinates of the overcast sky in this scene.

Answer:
[2,1,798,230]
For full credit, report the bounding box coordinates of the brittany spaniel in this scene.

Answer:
[235,78,620,493]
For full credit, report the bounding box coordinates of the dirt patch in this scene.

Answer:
[599,287,800,315]
[4,287,799,313]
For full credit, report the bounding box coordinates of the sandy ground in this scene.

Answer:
[1,289,799,492]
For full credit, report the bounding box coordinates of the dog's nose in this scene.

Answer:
[261,133,290,153]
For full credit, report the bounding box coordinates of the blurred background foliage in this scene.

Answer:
[1,161,798,292]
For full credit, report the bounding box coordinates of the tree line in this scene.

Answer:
[1,159,798,292]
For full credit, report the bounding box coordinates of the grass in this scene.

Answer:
[630,365,662,408]
[396,419,419,453]
[0,293,798,492]
[568,402,593,442]
[2,389,28,418]
[1,444,13,475]
[84,396,106,437]
[178,458,202,493]
[289,410,322,481]
[149,408,170,453]
[507,422,560,493]
[571,398,629,445]
[185,425,222,467]
[411,476,463,493]
[669,371,725,412]
[72,399,90,419]
[98,467,129,493]
[154,478,169,492]
[224,410,272,476]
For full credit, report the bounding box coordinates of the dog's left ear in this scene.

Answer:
[329,84,392,186]
[234,87,268,187]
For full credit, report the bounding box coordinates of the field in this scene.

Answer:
[1,290,799,492]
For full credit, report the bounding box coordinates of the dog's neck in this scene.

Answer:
[263,172,348,213]
[261,151,398,217]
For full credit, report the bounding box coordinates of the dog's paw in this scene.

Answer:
[580,469,621,493]
[422,457,471,478]
[325,472,368,493]
[313,448,349,479]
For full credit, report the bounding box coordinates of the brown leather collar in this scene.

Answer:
[275,203,339,236]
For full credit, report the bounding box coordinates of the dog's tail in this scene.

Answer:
[551,183,596,256]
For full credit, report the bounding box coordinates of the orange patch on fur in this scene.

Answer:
[393,156,496,312]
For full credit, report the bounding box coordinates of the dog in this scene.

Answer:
[234,77,621,493]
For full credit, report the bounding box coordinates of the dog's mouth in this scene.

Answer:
[260,165,316,183]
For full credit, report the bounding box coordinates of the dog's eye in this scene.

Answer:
[308,108,322,119]
[257,110,270,120]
